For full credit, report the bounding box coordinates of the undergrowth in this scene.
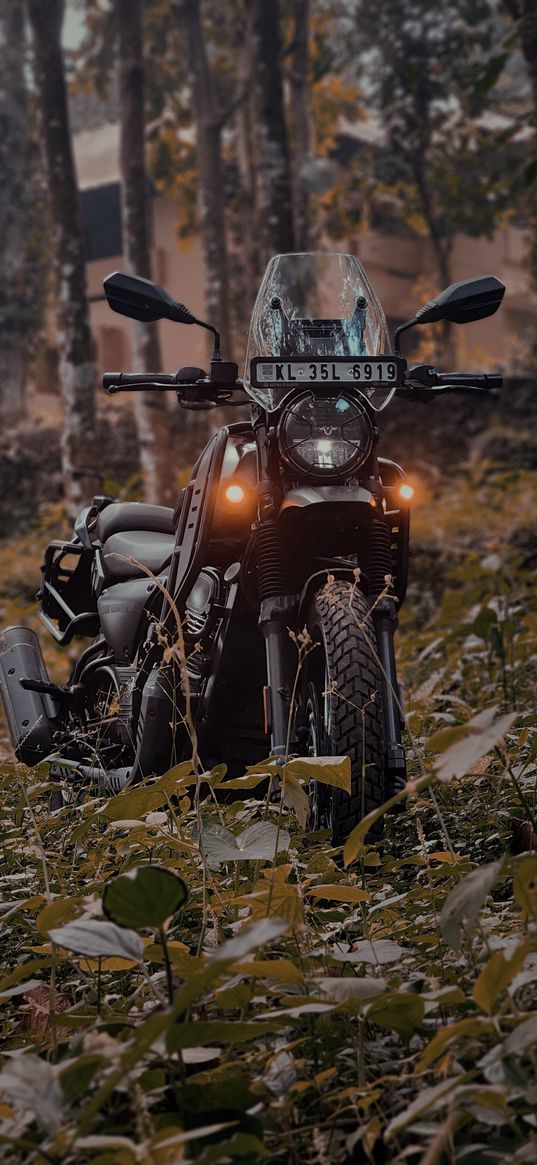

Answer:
[0,462,536,1165]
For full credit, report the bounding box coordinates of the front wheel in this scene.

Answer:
[295,580,387,846]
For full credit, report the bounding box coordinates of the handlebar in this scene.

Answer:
[103,363,502,405]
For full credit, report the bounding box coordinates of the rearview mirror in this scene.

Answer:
[415,275,505,325]
[103,271,197,325]
[394,274,506,354]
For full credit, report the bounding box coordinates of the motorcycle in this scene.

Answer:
[0,252,504,842]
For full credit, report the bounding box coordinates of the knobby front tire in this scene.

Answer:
[305,580,387,847]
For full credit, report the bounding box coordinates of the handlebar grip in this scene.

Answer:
[434,372,502,389]
[102,371,177,390]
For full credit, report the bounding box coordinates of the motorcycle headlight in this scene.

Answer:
[277,391,374,478]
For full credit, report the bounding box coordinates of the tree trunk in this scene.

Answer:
[0,0,29,424]
[503,1,537,356]
[250,0,295,266]
[114,0,176,507]
[290,0,312,250]
[173,0,232,359]
[411,150,455,365]
[235,6,258,316]
[26,0,100,514]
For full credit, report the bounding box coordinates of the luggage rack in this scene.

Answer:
[39,539,100,645]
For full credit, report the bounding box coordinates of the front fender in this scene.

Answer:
[276,485,377,559]
[297,567,364,625]
[279,485,374,513]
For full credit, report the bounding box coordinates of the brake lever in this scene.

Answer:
[105,382,177,394]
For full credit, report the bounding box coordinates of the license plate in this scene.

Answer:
[250,356,404,388]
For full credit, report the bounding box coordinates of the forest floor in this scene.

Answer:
[0,454,536,1165]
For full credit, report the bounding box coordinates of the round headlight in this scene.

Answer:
[277,391,374,478]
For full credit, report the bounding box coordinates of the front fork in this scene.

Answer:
[259,593,298,760]
[373,598,407,794]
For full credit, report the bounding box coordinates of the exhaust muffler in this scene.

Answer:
[0,627,59,765]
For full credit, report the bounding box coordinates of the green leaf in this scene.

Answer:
[36,894,85,935]
[285,755,351,793]
[217,771,271,791]
[503,1014,537,1057]
[385,1078,466,1139]
[0,956,55,992]
[200,821,290,863]
[281,770,310,828]
[473,53,508,99]
[102,761,193,822]
[416,1017,492,1071]
[60,1055,106,1104]
[102,866,188,930]
[472,607,497,640]
[0,979,45,1000]
[307,883,370,904]
[194,1132,270,1163]
[513,853,537,920]
[331,939,405,965]
[147,759,195,796]
[430,707,517,783]
[166,1020,279,1051]
[0,1055,64,1132]
[474,941,531,1015]
[48,919,144,962]
[343,775,434,866]
[234,958,304,986]
[439,861,503,950]
[262,1000,335,1020]
[365,991,425,1038]
[314,976,386,1003]
[102,785,168,822]
[211,917,289,963]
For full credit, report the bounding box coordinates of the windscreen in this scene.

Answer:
[244,252,392,411]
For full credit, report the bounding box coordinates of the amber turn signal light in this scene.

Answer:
[225,483,246,504]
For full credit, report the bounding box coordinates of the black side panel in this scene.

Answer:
[98,578,161,662]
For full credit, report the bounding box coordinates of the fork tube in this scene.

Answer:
[254,420,297,759]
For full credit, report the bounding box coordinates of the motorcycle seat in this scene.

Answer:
[95,502,175,544]
[102,529,175,580]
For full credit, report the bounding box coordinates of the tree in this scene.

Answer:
[114,0,176,507]
[250,0,295,268]
[502,1,537,353]
[0,0,30,423]
[172,0,232,357]
[26,0,100,514]
[289,0,312,250]
[353,0,511,359]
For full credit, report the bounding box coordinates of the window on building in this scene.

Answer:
[98,325,130,371]
[80,183,122,262]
